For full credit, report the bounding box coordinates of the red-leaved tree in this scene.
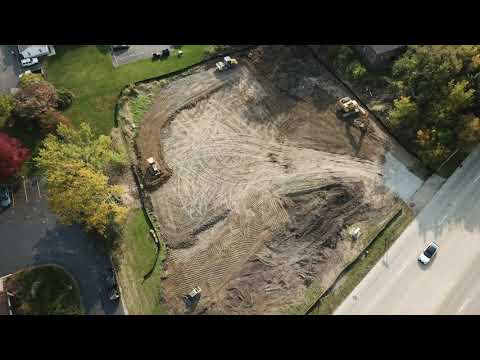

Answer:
[0,132,30,182]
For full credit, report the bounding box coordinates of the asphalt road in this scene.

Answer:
[111,45,171,67]
[0,45,20,93]
[0,177,124,315]
[335,145,480,315]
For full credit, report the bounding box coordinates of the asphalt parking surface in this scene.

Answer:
[0,45,20,93]
[111,45,172,67]
[0,178,124,315]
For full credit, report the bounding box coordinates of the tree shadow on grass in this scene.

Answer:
[96,45,112,54]
[33,220,121,315]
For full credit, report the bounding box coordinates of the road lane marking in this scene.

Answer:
[439,214,448,226]
[473,175,480,184]
[458,298,471,313]
[398,263,409,274]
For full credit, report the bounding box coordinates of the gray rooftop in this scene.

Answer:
[17,45,48,52]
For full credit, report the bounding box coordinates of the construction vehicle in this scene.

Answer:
[183,286,202,307]
[216,56,238,71]
[337,97,367,119]
[336,97,369,131]
[147,157,161,178]
[349,227,362,241]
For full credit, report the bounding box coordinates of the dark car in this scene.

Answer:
[0,186,11,208]
[109,288,120,301]
[112,45,130,51]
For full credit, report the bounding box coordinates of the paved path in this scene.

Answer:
[335,145,480,315]
[0,178,124,315]
[0,45,20,93]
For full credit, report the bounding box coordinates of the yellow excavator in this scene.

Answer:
[336,97,369,132]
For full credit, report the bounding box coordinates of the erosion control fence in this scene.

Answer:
[304,206,404,315]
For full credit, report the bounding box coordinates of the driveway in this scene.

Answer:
[335,145,480,315]
[0,45,20,93]
[0,177,124,315]
[111,45,172,67]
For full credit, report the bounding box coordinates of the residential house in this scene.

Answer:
[353,45,406,70]
[18,45,56,59]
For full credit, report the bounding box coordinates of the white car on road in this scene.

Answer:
[418,242,439,265]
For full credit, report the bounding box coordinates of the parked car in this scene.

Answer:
[0,186,11,208]
[109,288,120,301]
[112,45,130,51]
[20,57,39,68]
[418,241,439,265]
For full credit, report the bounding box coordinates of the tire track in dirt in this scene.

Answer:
[136,49,400,314]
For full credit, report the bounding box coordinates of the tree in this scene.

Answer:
[37,159,127,235]
[0,95,14,128]
[392,46,480,106]
[38,109,71,134]
[418,142,450,168]
[458,114,480,151]
[444,79,475,114]
[390,45,480,166]
[388,96,419,128]
[18,73,44,89]
[56,89,74,111]
[333,45,355,74]
[12,81,59,123]
[0,132,30,182]
[35,123,127,236]
[346,60,367,80]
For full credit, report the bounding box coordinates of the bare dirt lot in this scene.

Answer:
[135,46,414,314]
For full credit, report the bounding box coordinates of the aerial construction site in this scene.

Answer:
[129,45,425,314]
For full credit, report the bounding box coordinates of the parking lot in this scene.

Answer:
[0,45,20,93]
[0,177,124,315]
[111,45,172,67]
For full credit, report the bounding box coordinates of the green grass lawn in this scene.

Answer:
[115,209,167,314]
[6,265,83,315]
[45,45,208,135]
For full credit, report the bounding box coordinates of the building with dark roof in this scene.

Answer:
[353,45,407,70]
